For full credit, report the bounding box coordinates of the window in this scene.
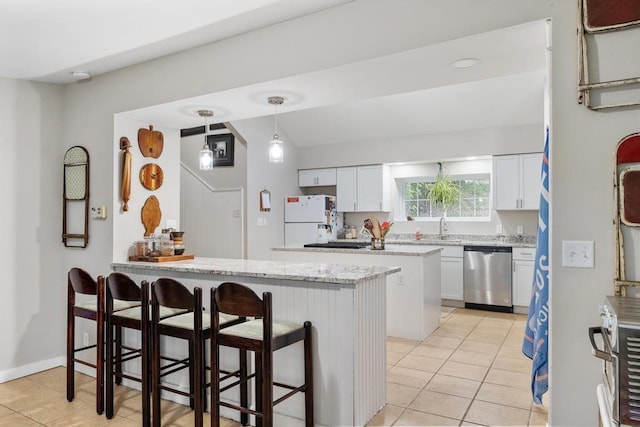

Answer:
[402,174,490,220]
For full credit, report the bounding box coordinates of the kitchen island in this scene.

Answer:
[272,244,442,341]
[112,257,398,427]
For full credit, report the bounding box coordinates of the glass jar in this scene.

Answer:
[134,241,147,257]
[160,241,174,256]
[371,238,385,250]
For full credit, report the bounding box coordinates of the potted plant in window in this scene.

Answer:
[429,163,461,238]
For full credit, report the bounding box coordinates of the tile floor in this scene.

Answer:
[0,307,547,426]
[367,307,548,426]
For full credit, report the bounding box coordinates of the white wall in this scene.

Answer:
[0,77,66,378]
[548,3,640,425]
[112,116,180,262]
[297,123,543,168]
[233,116,300,260]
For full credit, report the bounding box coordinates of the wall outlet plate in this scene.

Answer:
[562,240,595,268]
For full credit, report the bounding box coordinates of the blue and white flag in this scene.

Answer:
[523,128,550,405]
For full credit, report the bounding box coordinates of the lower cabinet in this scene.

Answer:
[441,246,463,301]
[513,247,535,308]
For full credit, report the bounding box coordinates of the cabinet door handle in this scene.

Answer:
[353,202,356,211]
[379,202,382,211]
[513,261,516,272]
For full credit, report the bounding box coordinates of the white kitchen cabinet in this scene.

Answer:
[513,247,535,308]
[493,153,542,210]
[298,168,336,187]
[441,246,463,302]
[336,165,389,212]
[336,167,357,212]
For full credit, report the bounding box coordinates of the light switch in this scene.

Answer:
[516,225,524,235]
[562,240,595,268]
[166,219,177,229]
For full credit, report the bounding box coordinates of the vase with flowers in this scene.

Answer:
[363,217,393,250]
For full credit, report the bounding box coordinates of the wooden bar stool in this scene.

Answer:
[210,282,314,427]
[151,278,242,427]
[105,273,189,425]
[67,268,105,414]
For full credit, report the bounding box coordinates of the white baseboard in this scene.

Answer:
[0,356,66,384]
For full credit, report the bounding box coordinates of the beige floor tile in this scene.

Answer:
[458,340,500,356]
[409,344,455,360]
[0,412,42,426]
[475,382,534,410]
[387,350,405,365]
[387,366,434,388]
[472,325,509,338]
[386,382,421,407]
[438,360,489,382]
[492,355,532,374]
[449,349,495,367]
[394,408,460,426]
[425,374,481,399]
[45,403,123,427]
[365,404,404,426]
[27,367,93,394]
[498,345,529,360]
[478,317,514,328]
[530,408,549,426]
[0,405,12,418]
[445,314,482,327]
[408,389,471,420]
[532,394,549,413]
[464,399,530,426]
[483,311,519,321]
[20,395,93,425]
[432,325,472,339]
[466,331,507,345]
[422,335,462,349]
[387,338,420,354]
[502,335,526,348]
[396,354,446,373]
[484,368,531,390]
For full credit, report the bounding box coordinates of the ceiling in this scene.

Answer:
[1,1,548,147]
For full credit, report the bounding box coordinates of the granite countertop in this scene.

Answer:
[112,257,400,285]
[330,233,537,248]
[273,244,443,256]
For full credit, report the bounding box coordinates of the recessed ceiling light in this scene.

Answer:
[71,71,91,80]
[452,58,479,69]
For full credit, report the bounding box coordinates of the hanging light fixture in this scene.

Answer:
[198,110,214,170]
[268,96,284,163]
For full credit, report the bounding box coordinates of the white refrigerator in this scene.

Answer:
[284,195,342,246]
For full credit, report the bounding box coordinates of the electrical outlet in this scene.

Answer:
[496,224,503,235]
[516,225,524,235]
[166,219,177,229]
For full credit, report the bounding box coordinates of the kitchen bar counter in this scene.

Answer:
[112,257,396,427]
[272,245,442,341]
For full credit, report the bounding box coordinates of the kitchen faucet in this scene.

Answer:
[439,216,447,239]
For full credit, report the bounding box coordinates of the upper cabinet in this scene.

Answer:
[298,168,337,187]
[337,164,390,212]
[493,153,542,210]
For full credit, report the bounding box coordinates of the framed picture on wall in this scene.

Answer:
[206,133,235,167]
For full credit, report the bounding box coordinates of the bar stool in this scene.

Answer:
[151,278,242,427]
[210,282,314,427]
[104,273,189,425]
[67,268,106,414]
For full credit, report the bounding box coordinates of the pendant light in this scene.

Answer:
[268,96,284,163]
[198,110,214,170]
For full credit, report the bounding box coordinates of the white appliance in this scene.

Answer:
[284,195,342,246]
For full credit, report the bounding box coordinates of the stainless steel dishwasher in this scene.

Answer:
[463,245,513,312]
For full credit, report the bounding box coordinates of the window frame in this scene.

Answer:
[399,173,492,222]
